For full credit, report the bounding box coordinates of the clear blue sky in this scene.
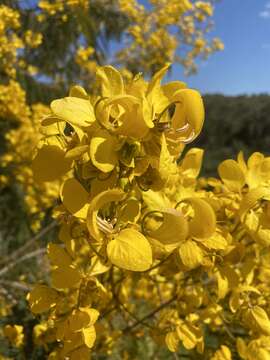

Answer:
[173,0,270,95]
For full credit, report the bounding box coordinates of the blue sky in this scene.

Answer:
[172,0,270,95]
[22,0,270,95]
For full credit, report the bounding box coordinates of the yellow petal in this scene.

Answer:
[176,323,202,350]
[162,81,187,99]
[82,325,96,348]
[146,209,188,245]
[4,325,24,347]
[215,269,229,300]
[147,63,170,96]
[32,145,72,182]
[47,243,72,267]
[180,147,204,178]
[90,129,118,172]
[65,145,89,160]
[51,97,95,127]
[69,308,99,332]
[246,152,265,188]
[142,190,171,211]
[142,96,154,129]
[70,346,90,360]
[211,345,232,360]
[69,85,88,99]
[260,158,270,182]
[51,266,81,289]
[215,265,239,299]
[27,285,58,314]
[80,308,100,326]
[257,228,270,247]
[165,331,179,352]
[218,159,245,192]
[171,89,204,140]
[179,240,203,269]
[237,151,247,174]
[238,187,270,221]
[229,291,241,313]
[89,256,111,276]
[203,231,228,250]
[159,134,178,182]
[86,188,125,242]
[248,306,270,335]
[147,63,171,113]
[107,95,151,138]
[247,152,264,169]
[188,198,216,239]
[61,178,89,218]
[40,118,65,136]
[121,104,150,138]
[96,65,124,97]
[238,285,261,295]
[62,332,84,354]
[69,310,89,332]
[107,228,153,271]
[236,338,247,359]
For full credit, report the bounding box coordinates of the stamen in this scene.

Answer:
[180,129,196,144]
[97,216,114,234]
[175,123,190,133]
[164,122,190,134]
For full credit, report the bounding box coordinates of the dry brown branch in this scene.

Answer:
[0,248,46,277]
[122,294,177,333]
[0,279,31,292]
[0,220,57,266]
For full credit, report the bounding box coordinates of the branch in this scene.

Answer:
[0,280,32,292]
[122,294,177,333]
[0,221,57,266]
[143,253,173,273]
[100,305,118,320]
[0,248,47,277]
[114,292,155,330]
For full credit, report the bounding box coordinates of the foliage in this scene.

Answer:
[197,94,270,175]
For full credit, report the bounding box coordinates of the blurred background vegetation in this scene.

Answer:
[0,0,269,358]
[197,94,270,174]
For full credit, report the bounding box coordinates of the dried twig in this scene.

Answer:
[0,248,46,277]
[0,220,57,267]
[122,294,177,333]
[0,279,31,292]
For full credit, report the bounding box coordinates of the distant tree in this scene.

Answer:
[194,94,270,175]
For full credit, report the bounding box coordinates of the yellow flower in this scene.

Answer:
[3,325,24,347]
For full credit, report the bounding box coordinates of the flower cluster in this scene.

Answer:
[25,65,270,359]
[27,64,203,357]
[1,103,61,230]
[0,4,59,231]
[0,0,222,233]
[118,0,223,74]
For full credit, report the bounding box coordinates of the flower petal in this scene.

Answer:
[107,228,152,271]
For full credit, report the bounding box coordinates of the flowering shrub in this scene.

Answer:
[0,3,224,357]
[0,0,223,233]
[23,65,270,359]
[0,4,58,232]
